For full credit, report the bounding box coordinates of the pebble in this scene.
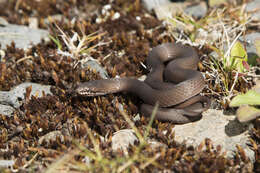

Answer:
[241,32,260,55]
[149,1,208,20]
[80,59,109,79]
[240,32,260,65]
[111,129,168,154]
[38,130,64,146]
[112,129,138,155]
[142,0,171,11]
[153,3,186,20]
[184,2,207,19]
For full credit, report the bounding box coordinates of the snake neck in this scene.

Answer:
[118,78,159,105]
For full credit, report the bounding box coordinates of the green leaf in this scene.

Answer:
[255,38,260,57]
[229,41,248,72]
[209,0,227,7]
[49,35,62,50]
[230,90,260,107]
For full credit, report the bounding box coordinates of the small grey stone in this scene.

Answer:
[142,0,171,11]
[173,109,255,162]
[239,32,260,64]
[153,3,186,20]
[81,59,109,79]
[241,32,260,55]
[152,1,207,21]
[246,0,260,21]
[0,82,52,108]
[0,24,49,50]
[184,2,207,18]
[112,129,138,154]
[0,104,15,117]
[38,130,64,145]
[148,139,168,150]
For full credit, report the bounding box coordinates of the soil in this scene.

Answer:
[0,0,259,172]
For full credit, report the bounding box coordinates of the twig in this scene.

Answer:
[22,152,39,169]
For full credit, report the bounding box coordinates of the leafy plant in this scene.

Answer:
[228,41,249,72]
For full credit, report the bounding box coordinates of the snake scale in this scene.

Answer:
[75,43,210,124]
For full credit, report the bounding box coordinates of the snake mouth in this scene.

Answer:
[76,87,107,97]
[84,92,107,96]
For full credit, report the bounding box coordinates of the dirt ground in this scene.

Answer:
[0,0,259,172]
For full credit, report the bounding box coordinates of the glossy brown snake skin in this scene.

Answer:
[75,43,210,124]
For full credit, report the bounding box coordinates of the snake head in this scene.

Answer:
[75,79,119,97]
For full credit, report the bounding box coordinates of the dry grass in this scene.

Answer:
[44,104,160,173]
[49,21,108,68]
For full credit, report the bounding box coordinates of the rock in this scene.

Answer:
[142,0,171,11]
[184,2,207,19]
[147,139,168,150]
[81,59,109,79]
[111,129,138,154]
[240,32,260,65]
[173,109,255,162]
[0,82,52,108]
[152,1,207,21]
[153,3,186,20]
[242,32,260,55]
[0,24,49,50]
[38,130,64,146]
[0,104,14,117]
[246,0,260,21]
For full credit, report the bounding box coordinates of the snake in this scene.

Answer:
[75,43,210,124]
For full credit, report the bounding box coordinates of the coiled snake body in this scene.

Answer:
[75,43,209,124]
